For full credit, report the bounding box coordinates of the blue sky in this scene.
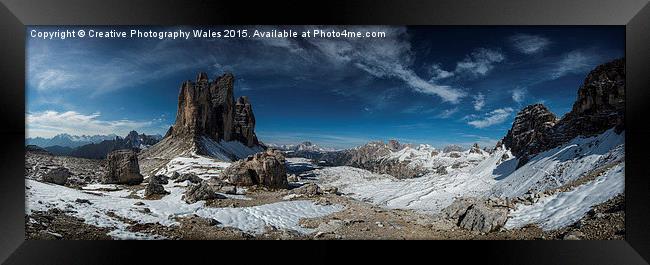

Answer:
[26,26,624,149]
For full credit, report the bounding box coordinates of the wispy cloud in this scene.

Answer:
[26,110,167,138]
[437,107,459,119]
[455,48,505,77]
[510,34,551,54]
[429,63,455,81]
[467,107,514,128]
[473,93,486,111]
[511,88,526,103]
[260,26,467,103]
[550,50,601,80]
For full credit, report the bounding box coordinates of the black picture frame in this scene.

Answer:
[1,0,649,264]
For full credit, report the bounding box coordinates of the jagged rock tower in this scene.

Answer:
[501,58,625,168]
[166,72,259,146]
[139,72,262,175]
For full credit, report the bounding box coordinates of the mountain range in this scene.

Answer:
[28,131,162,159]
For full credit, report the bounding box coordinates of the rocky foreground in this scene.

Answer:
[25,150,623,240]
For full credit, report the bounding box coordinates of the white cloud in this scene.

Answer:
[510,34,551,54]
[511,88,526,103]
[455,48,505,77]
[300,26,466,103]
[551,50,599,79]
[26,110,165,138]
[437,107,459,119]
[430,64,454,80]
[473,93,486,111]
[467,107,514,128]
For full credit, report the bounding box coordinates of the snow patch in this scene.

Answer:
[26,179,342,239]
[505,162,624,230]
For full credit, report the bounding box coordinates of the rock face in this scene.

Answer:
[223,149,289,189]
[551,58,625,141]
[102,149,144,185]
[167,72,259,147]
[502,58,625,167]
[232,96,259,147]
[42,167,71,185]
[501,104,558,165]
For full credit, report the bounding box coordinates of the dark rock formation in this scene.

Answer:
[167,72,259,147]
[501,104,558,165]
[443,197,509,233]
[26,145,52,155]
[173,173,203,184]
[223,149,288,189]
[502,58,625,167]
[232,96,259,147]
[551,58,625,141]
[42,167,71,185]
[144,175,169,197]
[102,149,144,185]
[182,182,227,204]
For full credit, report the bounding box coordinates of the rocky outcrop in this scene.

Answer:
[144,175,169,197]
[166,72,259,148]
[501,104,558,165]
[232,96,259,147]
[42,167,71,185]
[551,58,625,141]
[443,197,509,233]
[102,149,144,185]
[223,149,289,189]
[501,57,625,167]
[182,181,227,203]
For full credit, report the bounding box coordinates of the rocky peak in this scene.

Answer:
[501,58,625,167]
[502,104,558,162]
[166,72,259,148]
[571,58,624,116]
[232,96,259,146]
[552,58,625,140]
[387,139,401,151]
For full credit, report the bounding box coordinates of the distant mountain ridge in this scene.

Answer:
[26,133,120,148]
[31,131,163,159]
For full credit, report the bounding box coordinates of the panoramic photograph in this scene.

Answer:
[25,26,625,240]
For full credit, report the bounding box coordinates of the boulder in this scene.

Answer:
[174,173,203,184]
[144,175,169,197]
[223,149,288,189]
[291,183,322,197]
[42,167,71,185]
[443,197,509,233]
[102,149,144,185]
[182,182,227,204]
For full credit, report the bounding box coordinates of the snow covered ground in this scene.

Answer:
[314,129,625,230]
[505,162,624,230]
[385,144,489,172]
[490,128,624,198]
[199,136,264,161]
[155,153,231,178]
[26,178,343,239]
